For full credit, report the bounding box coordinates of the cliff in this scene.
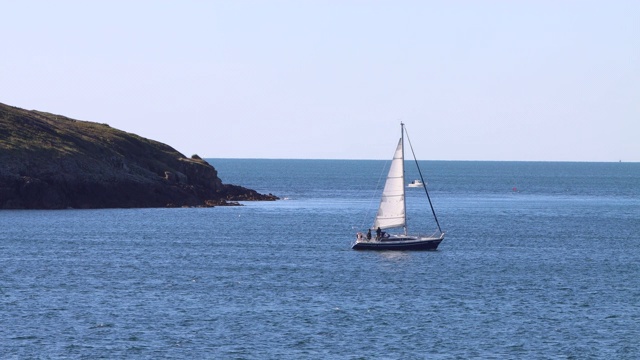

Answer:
[0,102,277,209]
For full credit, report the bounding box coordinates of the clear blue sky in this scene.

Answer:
[2,1,638,161]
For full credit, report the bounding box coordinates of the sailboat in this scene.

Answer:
[353,122,445,250]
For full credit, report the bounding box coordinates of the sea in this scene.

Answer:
[1,159,639,359]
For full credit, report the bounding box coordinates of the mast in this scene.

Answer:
[401,122,407,235]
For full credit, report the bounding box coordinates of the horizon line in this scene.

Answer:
[202,157,637,163]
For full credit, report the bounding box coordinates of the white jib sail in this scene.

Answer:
[374,138,406,230]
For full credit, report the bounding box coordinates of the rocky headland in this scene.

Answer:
[0,102,277,209]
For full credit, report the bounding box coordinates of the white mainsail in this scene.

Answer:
[373,138,406,230]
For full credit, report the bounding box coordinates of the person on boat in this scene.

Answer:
[376,227,382,240]
[366,229,372,240]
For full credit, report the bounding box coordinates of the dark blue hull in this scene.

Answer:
[352,235,444,251]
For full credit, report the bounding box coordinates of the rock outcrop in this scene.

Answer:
[0,102,277,209]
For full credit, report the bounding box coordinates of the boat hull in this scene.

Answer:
[352,234,444,251]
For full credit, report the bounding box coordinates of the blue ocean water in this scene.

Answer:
[1,160,639,359]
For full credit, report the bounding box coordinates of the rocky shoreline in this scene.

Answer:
[0,102,278,209]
